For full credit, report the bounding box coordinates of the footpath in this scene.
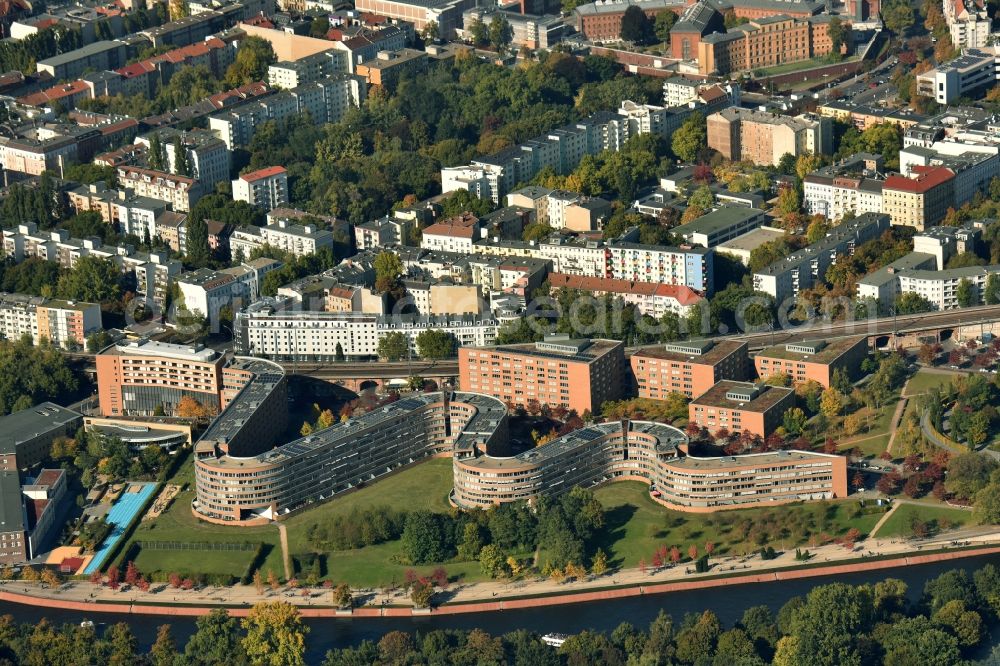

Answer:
[3,529,1000,618]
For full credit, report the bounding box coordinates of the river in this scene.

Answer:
[3,554,999,663]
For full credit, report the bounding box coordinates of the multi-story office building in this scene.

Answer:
[673,206,769,248]
[752,213,890,304]
[353,0,475,37]
[458,336,624,414]
[696,14,841,76]
[688,380,795,438]
[882,165,956,230]
[0,402,82,472]
[230,218,334,259]
[546,273,705,317]
[707,107,832,166]
[630,340,749,399]
[945,0,991,49]
[195,390,505,524]
[802,152,885,221]
[575,0,687,41]
[916,49,999,104]
[234,298,499,360]
[96,340,230,417]
[232,166,289,210]
[453,417,847,510]
[753,336,869,388]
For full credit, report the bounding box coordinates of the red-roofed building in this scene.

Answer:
[883,165,955,230]
[420,213,482,253]
[548,272,705,317]
[17,80,90,108]
[232,166,288,210]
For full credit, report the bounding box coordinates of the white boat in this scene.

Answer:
[541,633,567,647]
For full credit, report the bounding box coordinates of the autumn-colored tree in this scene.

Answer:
[89,571,103,586]
[124,561,139,587]
[670,546,682,564]
[107,565,120,590]
[688,544,698,560]
[333,583,352,608]
[241,601,309,666]
[267,569,279,591]
[253,570,264,595]
[591,548,608,576]
[705,542,715,556]
[177,396,209,419]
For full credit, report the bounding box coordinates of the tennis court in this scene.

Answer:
[82,482,157,575]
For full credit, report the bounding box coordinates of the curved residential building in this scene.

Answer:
[454,420,847,511]
[193,391,508,525]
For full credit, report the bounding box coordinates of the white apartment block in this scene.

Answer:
[208,74,366,150]
[354,216,412,250]
[897,265,1000,309]
[234,298,499,360]
[442,100,695,203]
[945,0,991,49]
[176,258,282,328]
[113,196,168,240]
[232,167,288,210]
[916,49,1000,104]
[268,49,348,88]
[607,243,714,294]
[135,129,230,190]
[230,218,334,259]
[899,140,1000,209]
[803,176,884,221]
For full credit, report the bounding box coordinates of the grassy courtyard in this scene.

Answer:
[872,503,974,539]
[591,482,886,569]
[905,369,962,397]
[132,545,258,578]
[117,454,284,577]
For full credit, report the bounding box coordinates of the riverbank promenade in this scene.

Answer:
[4,527,1000,618]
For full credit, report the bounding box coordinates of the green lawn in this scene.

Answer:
[872,503,974,538]
[119,454,284,578]
[905,369,961,396]
[591,482,886,568]
[133,546,257,578]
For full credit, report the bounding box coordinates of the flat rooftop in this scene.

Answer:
[716,227,786,254]
[108,340,219,363]
[667,449,838,471]
[755,335,867,363]
[691,381,793,411]
[632,339,747,365]
[0,402,81,455]
[674,206,763,237]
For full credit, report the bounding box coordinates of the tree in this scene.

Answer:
[150,625,178,666]
[806,218,830,244]
[957,277,977,307]
[895,291,935,315]
[488,14,512,56]
[882,0,915,35]
[333,583,352,609]
[688,185,714,211]
[185,215,210,267]
[56,256,121,305]
[974,481,1000,524]
[173,137,191,177]
[985,273,1000,305]
[458,522,484,560]
[828,17,846,56]
[148,133,164,171]
[401,511,450,564]
[373,250,403,294]
[777,187,801,217]
[819,388,845,418]
[654,10,677,43]
[782,407,807,436]
[621,5,655,45]
[420,20,439,42]
[469,18,488,46]
[945,453,998,500]
[241,601,308,666]
[591,548,609,575]
[177,396,210,419]
[479,544,508,578]
[415,329,457,359]
[376,331,409,361]
[226,36,276,87]
[672,112,706,163]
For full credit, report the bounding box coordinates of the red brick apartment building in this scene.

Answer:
[688,380,795,438]
[630,340,749,399]
[753,336,869,388]
[459,335,624,414]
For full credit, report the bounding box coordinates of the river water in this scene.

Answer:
[3,554,998,663]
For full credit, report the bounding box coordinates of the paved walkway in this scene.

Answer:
[886,395,909,454]
[869,501,902,538]
[7,526,1000,614]
[276,523,292,580]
